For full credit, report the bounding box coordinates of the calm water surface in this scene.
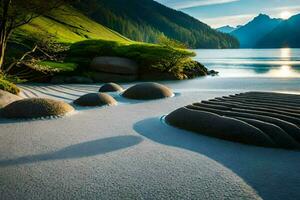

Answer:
[194,48,300,78]
[161,49,300,94]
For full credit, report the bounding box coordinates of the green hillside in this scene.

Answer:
[11,6,130,45]
[7,6,130,73]
[73,0,239,49]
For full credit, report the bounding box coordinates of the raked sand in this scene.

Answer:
[1,77,300,200]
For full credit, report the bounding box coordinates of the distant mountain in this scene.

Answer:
[231,14,282,48]
[73,0,239,49]
[217,25,236,33]
[257,14,300,48]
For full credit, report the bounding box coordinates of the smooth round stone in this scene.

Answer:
[90,56,138,75]
[0,98,74,119]
[74,93,117,107]
[122,82,174,100]
[0,89,22,108]
[99,83,124,92]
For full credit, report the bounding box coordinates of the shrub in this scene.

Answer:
[66,39,195,71]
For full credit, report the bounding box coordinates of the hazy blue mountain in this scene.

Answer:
[73,0,239,48]
[216,25,236,33]
[257,14,300,48]
[231,14,282,48]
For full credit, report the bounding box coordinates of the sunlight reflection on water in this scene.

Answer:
[280,48,291,59]
[195,48,300,78]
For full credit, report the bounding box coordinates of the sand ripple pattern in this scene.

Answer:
[19,84,100,102]
[166,92,300,150]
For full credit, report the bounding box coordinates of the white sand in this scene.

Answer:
[1,77,300,200]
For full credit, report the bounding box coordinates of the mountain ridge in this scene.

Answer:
[256,13,300,48]
[231,14,283,48]
[216,25,237,33]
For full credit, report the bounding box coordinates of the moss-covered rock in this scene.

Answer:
[0,78,20,95]
[0,98,74,119]
[66,40,208,80]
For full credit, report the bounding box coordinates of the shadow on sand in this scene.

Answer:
[0,135,142,167]
[134,117,300,200]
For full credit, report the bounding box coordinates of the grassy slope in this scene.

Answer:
[7,6,130,73]
[12,6,130,45]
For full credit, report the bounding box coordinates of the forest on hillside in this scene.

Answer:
[73,0,239,49]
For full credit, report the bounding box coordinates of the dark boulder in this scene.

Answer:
[90,57,138,75]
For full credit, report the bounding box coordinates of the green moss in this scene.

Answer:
[65,39,207,79]
[66,39,195,69]
[0,77,20,95]
[37,61,78,72]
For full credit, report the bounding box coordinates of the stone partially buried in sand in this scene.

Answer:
[165,91,300,150]
[122,82,174,100]
[0,89,22,108]
[166,107,276,148]
[74,93,117,107]
[0,98,74,119]
[99,83,124,92]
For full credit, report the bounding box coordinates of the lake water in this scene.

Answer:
[194,48,300,78]
[162,48,300,94]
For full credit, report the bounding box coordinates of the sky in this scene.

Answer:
[156,0,300,28]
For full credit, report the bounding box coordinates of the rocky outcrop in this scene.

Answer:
[122,82,174,100]
[0,89,22,108]
[89,57,139,82]
[90,57,138,74]
[165,92,300,150]
[99,83,124,92]
[0,98,74,119]
[74,93,117,107]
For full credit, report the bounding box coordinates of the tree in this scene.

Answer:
[0,0,69,72]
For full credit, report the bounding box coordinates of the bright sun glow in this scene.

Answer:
[280,48,291,58]
[268,65,296,78]
[280,11,291,19]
